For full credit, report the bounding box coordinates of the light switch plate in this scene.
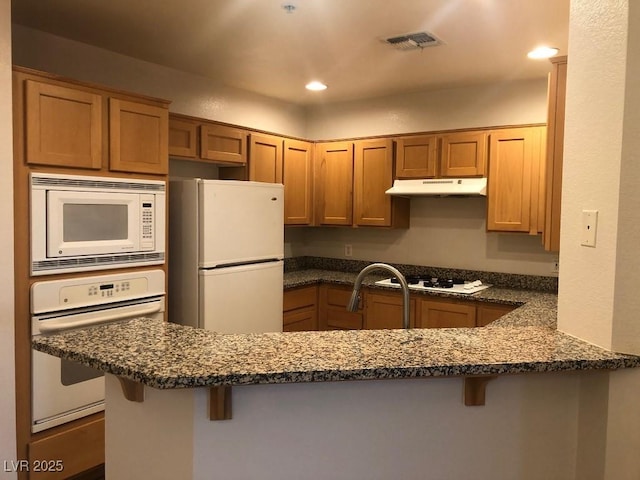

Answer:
[581,210,598,247]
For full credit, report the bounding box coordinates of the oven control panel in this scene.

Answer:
[31,269,166,314]
[61,277,149,305]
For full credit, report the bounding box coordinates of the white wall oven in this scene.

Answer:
[30,172,166,275]
[31,269,165,433]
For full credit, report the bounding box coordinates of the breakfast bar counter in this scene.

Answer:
[31,316,640,391]
[31,277,640,480]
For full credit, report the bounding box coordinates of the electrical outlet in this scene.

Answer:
[552,259,559,274]
[344,244,353,257]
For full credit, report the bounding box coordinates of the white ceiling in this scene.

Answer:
[11,0,570,106]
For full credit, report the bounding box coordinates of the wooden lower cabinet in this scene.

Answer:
[28,415,104,480]
[296,284,517,331]
[317,284,364,330]
[417,298,477,328]
[476,303,517,327]
[283,286,318,332]
[364,290,417,329]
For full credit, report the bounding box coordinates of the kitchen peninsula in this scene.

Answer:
[33,275,640,480]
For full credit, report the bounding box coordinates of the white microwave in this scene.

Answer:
[30,173,166,275]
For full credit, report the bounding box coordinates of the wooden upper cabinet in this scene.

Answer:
[354,139,394,226]
[417,298,477,328]
[544,56,567,252]
[249,133,283,183]
[439,131,487,177]
[314,141,354,226]
[25,80,103,169]
[168,117,197,158]
[283,139,313,225]
[109,98,168,175]
[200,124,247,164]
[486,127,544,233]
[395,135,438,178]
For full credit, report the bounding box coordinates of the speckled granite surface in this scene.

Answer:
[32,318,640,389]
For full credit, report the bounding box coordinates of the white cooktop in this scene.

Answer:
[375,278,491,295]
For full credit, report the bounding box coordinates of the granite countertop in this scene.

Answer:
[32,270,640,389]
[284,269,559,328]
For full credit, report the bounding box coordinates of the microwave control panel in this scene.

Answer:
[140,193,155,250]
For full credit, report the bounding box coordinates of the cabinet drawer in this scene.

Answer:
[28,415,104,479]
[283,308,317,331]
[283,286,317,311]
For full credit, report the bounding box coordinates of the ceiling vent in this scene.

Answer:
[384,31,442,51]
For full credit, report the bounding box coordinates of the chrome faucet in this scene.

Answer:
[347,263,411,329]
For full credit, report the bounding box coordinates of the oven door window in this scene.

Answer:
[46,190,140,257]
[61,358,104,386]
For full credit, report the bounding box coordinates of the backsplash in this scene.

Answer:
[284,256,558,293]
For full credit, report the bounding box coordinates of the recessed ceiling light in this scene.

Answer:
[527,46,559,59]
[305,81,327,91]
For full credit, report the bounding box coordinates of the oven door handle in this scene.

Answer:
[38,302,162,334]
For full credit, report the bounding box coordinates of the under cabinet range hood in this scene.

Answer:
[385,178,487,197]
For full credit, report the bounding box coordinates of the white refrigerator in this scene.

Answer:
[169,179,284,333]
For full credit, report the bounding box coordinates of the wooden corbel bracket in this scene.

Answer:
[117,376,144,402]
[463,375,497,406]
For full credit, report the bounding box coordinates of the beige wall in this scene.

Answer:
[558,0,640,355]
[288,196,558,276]
[1,0,16,472]
[306,78,549,139]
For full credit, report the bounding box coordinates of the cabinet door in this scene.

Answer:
[249,133,283,183]
[109,98,168,174]
[365,290,416,329]
[314,142,354,226]
[25,80,103,169]
[418,298,476,328]
[318,284,363,330]
[440,131,487,177]
[200,124,247,164]
[395,135,438,179]
[283,285,317,311]
[354,139,394,226]
[476,303,516,327]
[168,117,197,158]
[283,139,313,225]
[486,127,543,233]
[544,56,567,252]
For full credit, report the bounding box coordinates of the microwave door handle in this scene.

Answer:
[37,303,162,334]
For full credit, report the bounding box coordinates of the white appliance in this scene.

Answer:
[169,179,284,333]
[385,178,487,196]
[375,277,490,295]
[30,172,166,275]
[31,269,166,433]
